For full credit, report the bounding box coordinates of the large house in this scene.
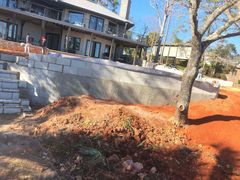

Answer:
[0,0,147,61]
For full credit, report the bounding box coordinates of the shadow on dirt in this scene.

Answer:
[210,145,240,179]
[39,132,204,180]
[188,115,240,125]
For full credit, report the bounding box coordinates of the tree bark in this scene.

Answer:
[175,38,203,125]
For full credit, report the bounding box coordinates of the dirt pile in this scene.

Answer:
[31,96,201,179]
[30,88,240,179]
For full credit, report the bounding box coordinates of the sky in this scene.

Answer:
[129,0,240,53]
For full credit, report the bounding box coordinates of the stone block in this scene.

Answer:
[12,92,20,99]
[42,55,57,63]
[71,60,86,68]
[28,60,35,68]
[48,63,63,72]
[29,53,42,61]
[3,107,21,114]
[34,61,48,70]
[19,81,27,88]
[0,54,16,62]
[0,71,18,80]
[63,66,78,75]
[17,57,29,66]
[0,92,12,99]
[21,99,30,106]
[1,82,18,89]
[56,58,71,66]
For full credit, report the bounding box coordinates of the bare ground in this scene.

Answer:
[0,115,58,179]
[0,88,239,179]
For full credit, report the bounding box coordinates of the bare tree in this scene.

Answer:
[150,0,176,62]
[176,0,240,125]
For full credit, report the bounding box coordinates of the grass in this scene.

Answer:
[123,117,134,133]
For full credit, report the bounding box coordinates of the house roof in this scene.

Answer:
[57,0,133,25]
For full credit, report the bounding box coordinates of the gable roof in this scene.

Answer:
[58,0,133,25]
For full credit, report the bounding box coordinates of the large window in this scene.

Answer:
[68,11,84,26]
[65,36,81,53]
[0,0,16,8]
[31,4,45,16]
[0,20,17,41]
[89,16,104,32]
[107,22,117,34]
[85,40,101,58]
[47,9,60,20]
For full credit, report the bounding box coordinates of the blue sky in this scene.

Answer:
[129,0,240,53]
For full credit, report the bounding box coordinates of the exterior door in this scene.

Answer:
[46,33,60,50]
[85,40,101,58]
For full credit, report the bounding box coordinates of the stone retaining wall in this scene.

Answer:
[8,53,219,106]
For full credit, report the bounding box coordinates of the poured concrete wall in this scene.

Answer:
[7,53,218,106]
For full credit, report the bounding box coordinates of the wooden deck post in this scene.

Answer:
[109,39,115,60]
[133,45,139,65]
[65,27,71,51]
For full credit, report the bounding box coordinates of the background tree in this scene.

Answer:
[208,43,237,59]
[176,0,240,125]
[98,0,119,12]
[146,32,159,61]
[150,0,177,62]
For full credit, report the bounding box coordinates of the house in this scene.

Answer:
[0,0,147,61]
[150,44,192,61]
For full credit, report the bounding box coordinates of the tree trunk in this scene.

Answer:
[154,37,162,62]
[175,40,203,126]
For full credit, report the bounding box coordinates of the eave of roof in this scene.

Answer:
[57,0,134,25]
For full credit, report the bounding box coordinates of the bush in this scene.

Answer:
[220,73,227,80]
[238,80,240,84]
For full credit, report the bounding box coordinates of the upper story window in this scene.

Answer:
[31,4,45,16]
[89,16,104,32]
[107,22,117,34]
[68,11,84,27]
[0,0,17,8]
[47,9,60,20]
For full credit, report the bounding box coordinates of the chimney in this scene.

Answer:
[119,0,131,20]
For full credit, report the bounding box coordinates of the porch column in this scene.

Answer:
[20,21,25,42]
[12,13,17,41]
[65,27,71,51]
[109,39,115,61]
[41,20,46,36]
[124,23,128,37]
[133,45,139,65]
[88,33,93,58]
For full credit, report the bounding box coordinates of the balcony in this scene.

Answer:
[66,16,147,45]
[0,0,147,46]
[0,0,62,20]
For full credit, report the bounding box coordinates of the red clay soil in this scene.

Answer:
[0,39,44,55]
[31,88,240,179]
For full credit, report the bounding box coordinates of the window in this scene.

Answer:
[108,22,117,34]
[65,36,81,53]
[68,11,84,26]
[31,4,45,16]
[89,16,104,32]
[8,0,16,8]
[0,0,16,8]
[103,45,111,58]
[0,20,7,39]
[0,20,17,41]
[85,40,101,58]
[47,9,60,20]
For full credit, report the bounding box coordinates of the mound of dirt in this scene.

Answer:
[31,96,200,179]
[30,88,240,179]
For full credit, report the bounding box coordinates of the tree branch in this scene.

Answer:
[204,14,240,42]
[199,0,238,36]
[189,0,201,38]
[203,31,240,49]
